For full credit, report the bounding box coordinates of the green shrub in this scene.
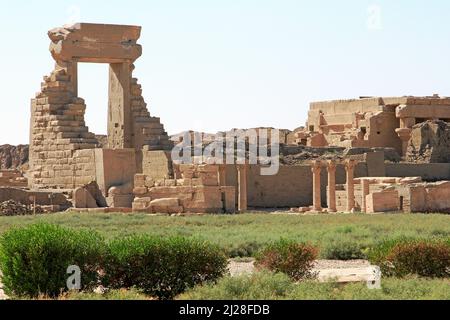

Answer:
[322,240,366,260]
[368,238,450,277]
[228,241,262,258]
[103,235,227,300]
[0,223,104,298]
[386,242,450,278]
[255,239,318,281]
[367,237,413,276]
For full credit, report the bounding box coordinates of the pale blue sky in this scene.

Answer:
[1,0,450,145]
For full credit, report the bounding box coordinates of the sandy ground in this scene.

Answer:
[228,259,371,277]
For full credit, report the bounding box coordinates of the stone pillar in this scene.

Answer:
[237,164,248,212]
[311,160,322,212]
[327,160,337,212]
[361,179,370,213]
[395,128,412,157]
[345,159,356,212]
[108,62,132,149]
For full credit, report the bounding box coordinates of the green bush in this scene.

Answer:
[228,241,262,258]
[255,239,318,281]
[386,241,450,278]
[321,240,366,260]
[103,235,227,300]
[0,223,104,298]
[367,237,413,276]
[368,238,450,277]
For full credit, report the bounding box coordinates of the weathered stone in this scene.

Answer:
[406,120,450,163]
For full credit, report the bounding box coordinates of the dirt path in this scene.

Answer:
[228,259,371,277]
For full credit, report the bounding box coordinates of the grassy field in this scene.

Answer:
[179,272,450,300]
[1,212,449,257]
[60,273,450,300]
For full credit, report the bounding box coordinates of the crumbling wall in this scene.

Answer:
[0,187,71,208]
[409,181,450,213]
[406,120,450,163]
[0,171,27,188]
[133,164,235,214]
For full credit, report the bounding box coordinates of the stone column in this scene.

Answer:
[327,160,337,212]
[311,160,322,212]
[108,62,132,149]
[237,164,248,212]
[345,159,356,212]
[361,179,370,213]
[395,128,412,157]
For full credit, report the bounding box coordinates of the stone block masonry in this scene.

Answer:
[28,23,172,190]
[132,164,236,214]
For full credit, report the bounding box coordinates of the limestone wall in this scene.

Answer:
[409,181,450,213]
[133,164,236,214]
[236,163,368,208]
[386,163,450,181]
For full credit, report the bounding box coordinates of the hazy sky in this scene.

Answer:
[1,0,450,145]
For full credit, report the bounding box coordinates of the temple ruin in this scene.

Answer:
[1,22,450,215]
[296,96,450,157]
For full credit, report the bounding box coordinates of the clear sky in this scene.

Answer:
[1,0,450,145]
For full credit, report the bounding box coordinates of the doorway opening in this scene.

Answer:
[78,63,109,146]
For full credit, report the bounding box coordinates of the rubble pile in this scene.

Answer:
[0,200,44,216]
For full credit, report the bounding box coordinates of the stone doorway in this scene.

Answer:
[29,23,172,190]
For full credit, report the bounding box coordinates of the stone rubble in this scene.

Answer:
[0,200,44,216]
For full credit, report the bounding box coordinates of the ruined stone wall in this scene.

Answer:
[386,163,450,181]
[29,63,98,189]
[243,163,367,208]
[133,164,235,213]
[0,171,27,188]
[409,181,450,213]
[406,120,450,163]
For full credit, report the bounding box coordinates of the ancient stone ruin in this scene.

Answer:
[2,22,450,216]
[29,23,172,191]
[296,96,450,157]
[406,120,450,163]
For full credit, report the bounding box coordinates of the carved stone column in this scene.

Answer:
[361,178,370,213]
[237,164,248,212]
[311,160,322,212]
[327,160,337,212]
[345,159,356,212]
[395,128,412,157]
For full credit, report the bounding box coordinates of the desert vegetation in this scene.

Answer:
[0,216,449,300]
